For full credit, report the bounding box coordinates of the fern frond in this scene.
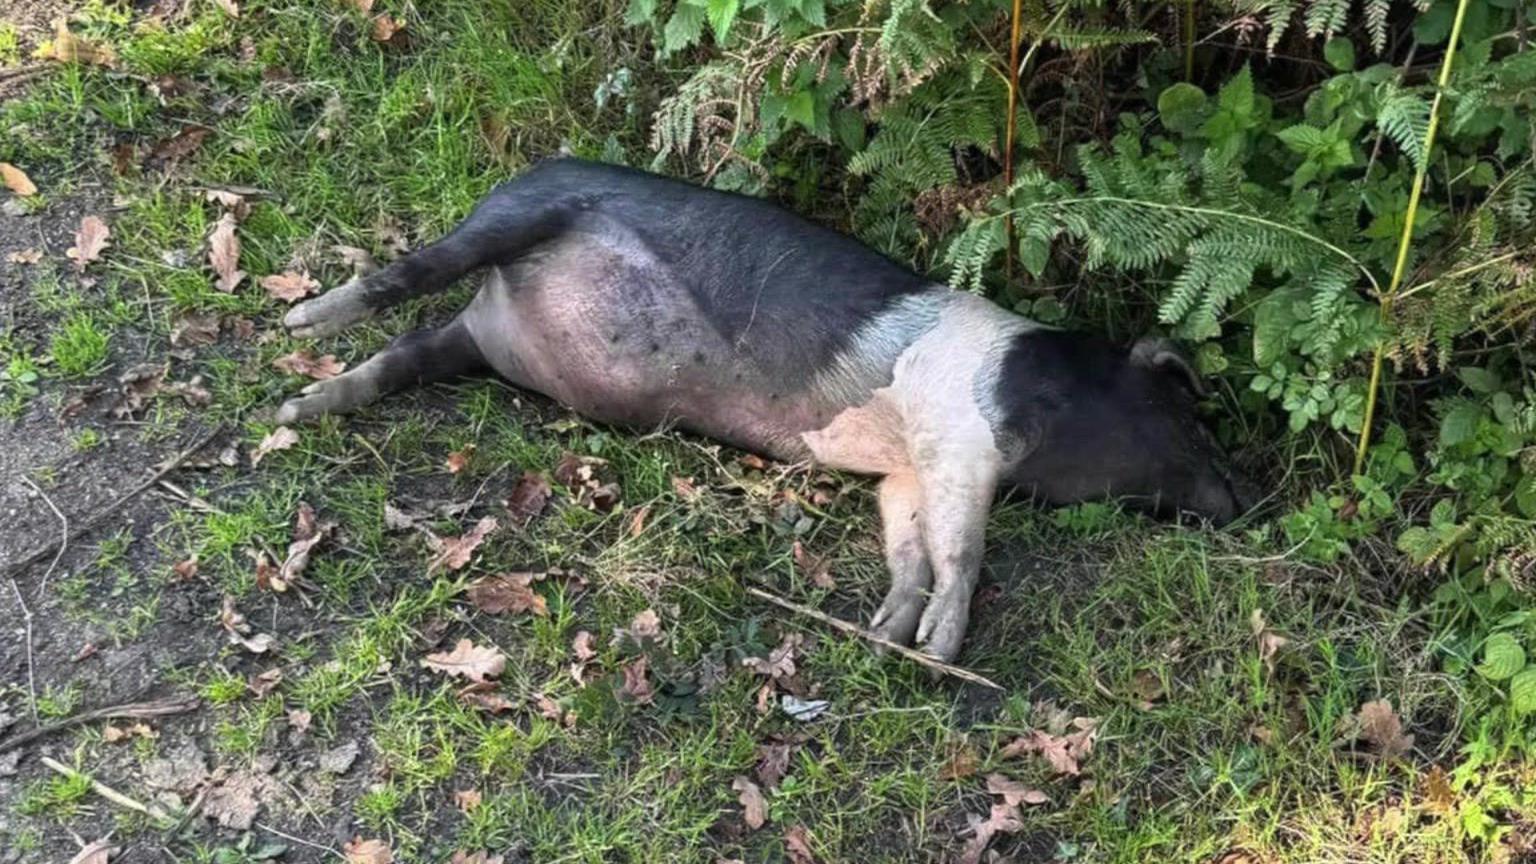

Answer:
[1377,87,1431,171]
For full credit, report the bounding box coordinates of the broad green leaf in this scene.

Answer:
[1276,124,1326,154]
[1510,667,1536,714]
[1439,403,1480,447]
[1323,36,1355,71]
[783,89,816,131]
[1477,632,1525,681]
[662,1,707,54]
[706,0,740,43]
[1456,366,1500,394]
[624,0,658,25]
[1157,82,1206,135]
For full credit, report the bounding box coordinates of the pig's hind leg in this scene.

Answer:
[870,472,934,647]
[275,317,484,424]
[285,183,582,338]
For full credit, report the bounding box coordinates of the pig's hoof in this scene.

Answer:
[870,591,925,649]
[915,593,969,664]
[284,281,374,338]
[275,378,361,424]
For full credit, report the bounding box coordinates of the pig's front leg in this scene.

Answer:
[912,458,999,663]
[870,472,933,646]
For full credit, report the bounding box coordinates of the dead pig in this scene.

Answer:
[277,158,1253,662]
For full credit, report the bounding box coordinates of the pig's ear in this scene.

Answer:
[1130,337,1209,398]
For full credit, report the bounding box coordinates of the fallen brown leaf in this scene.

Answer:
[791,541,835,590]
[344,837,392,864]
[448,853,504,864]
[733,775,768,830]
[427,516,498,573]
[103,721,156,743]
[250,426,299,466]
[208,213,244,292]
[287,708,312,733]
[445,444,475,474]
[370,13,403,42]
[455,788,482,812]
[220,595,276,654]
[42,20,117,66]
[171,557,199,581]
[68,838,118,864]
[620,655,654,705]
[985,773,1048,806]
[261,270,320,303]
[272,349,345,380]
[467,572,547,617]
[505,472,551,526]
[784,825,817,864]
[213,0,239,18]
[6,248,42,265]
[423,638,506,683]
[755,738,796,788]
[1,163,37,196]
[457,682,517,713]
[956,801,1023,864]
[937,744,979,782]
[1250,608,1290,673]
[1422,764,1454,813]
[67,215,111,272]
[248,667,283,697]
[272,501,334,591]
[113,362,166,418]
[170,311,221,347]
[151,125,210,163]
[572,630,597,662]
[1356,698,1414,759]
[1000,717,1099,776]
[348,0,376,11]
[626,503,651,537]
[742,633,801,682]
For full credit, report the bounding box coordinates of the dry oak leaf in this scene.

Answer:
[956,801,1024,864]
[937,744,979,782]
[505,472,551,526]
[248,667,283,697]
[423,638,506,683]
[67,215,111,272]
[170,310,221,347]
[742,633,801,682]
[1250,608,1290,672]
[445,444,475,474]
[370,13,403,42]
[620,655,654,705]
[572,630,597,661]
[467,572,547,617]
[272,349,346,380]
[791,541,835,590]
[6,248,43,265]
[457,681,517,714]
[784,825,817,864]
[449,853,504,864]
[1,163,37,196]
[985,773,1048,807]
[344,837,393,864]
[41,20,117,66]
[208,213,245,292]
[68,838,119,864]
[152,125,210,163]
[272,501,334,591]
[171,557,199,581]
[1356,698,1415,759]
[261,270,320,303]
[250,426,299,465]
[733,775,769,830]
[1000,717,1099,776]
[455,788,483,812]
[219,595,275,654]
[427,516,499,573]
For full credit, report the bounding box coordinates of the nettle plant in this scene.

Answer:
[625,0,1536,718]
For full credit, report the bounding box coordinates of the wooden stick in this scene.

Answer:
[2,425,224,581]
[7,577,38,726]
[0,694,200,753]
[745,587,1005,691]
[40,756,177,823]
[21,475,69,599]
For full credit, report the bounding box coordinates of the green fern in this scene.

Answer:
[1377,85,1431,171]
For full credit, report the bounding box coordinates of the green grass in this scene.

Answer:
[1,1,1533,861]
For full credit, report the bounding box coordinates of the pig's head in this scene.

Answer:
[997,332,1255,525]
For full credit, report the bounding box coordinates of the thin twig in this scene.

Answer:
[0,695,200,753]
[745,587,1004,690]
[21,476,69,599]
[40,756,178,822]
[7,577,38,726]
[1,426,225,582]
[254,821,342,857]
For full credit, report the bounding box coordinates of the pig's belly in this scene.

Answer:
[462,257,848,463]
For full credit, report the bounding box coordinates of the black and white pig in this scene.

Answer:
[276,158,1253,662]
